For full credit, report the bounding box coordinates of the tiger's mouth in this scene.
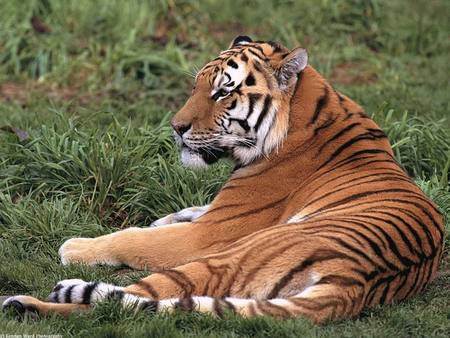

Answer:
[180,143,227,167]
[174,131,228,167]
[193,145,227,164]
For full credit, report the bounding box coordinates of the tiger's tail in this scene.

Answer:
[3,280,363,324]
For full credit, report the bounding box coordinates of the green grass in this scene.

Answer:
[0,0,449,337]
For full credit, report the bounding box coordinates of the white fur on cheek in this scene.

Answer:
[180,148,208,169]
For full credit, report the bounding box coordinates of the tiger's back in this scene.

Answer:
[191,61,444,318]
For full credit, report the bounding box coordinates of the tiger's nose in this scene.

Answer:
[171,121,191,136]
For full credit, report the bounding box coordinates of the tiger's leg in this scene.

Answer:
[8,226,369,323]
[150,205,210,227]
[59,221,216,270]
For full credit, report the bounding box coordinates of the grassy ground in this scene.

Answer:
[0,0,449,337]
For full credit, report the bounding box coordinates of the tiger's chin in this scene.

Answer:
[180,146,226,169]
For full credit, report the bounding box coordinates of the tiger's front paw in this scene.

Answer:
[59,238,119,266]
[151,205,210,227]
[150,213,179,227]
[59,238,96,265]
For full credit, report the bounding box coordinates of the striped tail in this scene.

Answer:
[44,279,364,323]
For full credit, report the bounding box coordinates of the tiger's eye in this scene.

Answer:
[212,89,228,101]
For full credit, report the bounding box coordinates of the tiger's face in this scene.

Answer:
[171,36,308,168]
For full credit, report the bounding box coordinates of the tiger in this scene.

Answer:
[2,36,444,324]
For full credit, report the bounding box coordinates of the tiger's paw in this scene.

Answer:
[150,213,181,227]
[59,238,119,266]
[59,238,96,265]
[150,205,210,227]
[2,295,41,319]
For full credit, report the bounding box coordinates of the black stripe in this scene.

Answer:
[306,169,404,206]
[267,251,353,298]
[248,46,267,59]
[318,122,361,153]
[400,208,437,255]
[316,274,365,288]
[333,149,394,167]
[313,116,337,136]
[213,194,288,223]
[420,255,437,293]
[405,265,424,299]
[50,283,64,303]
[308,87,329,125]
[310,188,422,217]
[358,112,370,118]
[245,72,256,86]
[358,214,422,260]
[135,280,160,299]
[213,298,225,318]
[366,272,401,305]
[227,99,237,110]
[378,282,391,304]
[237,236,319,293]
[258,300,291,317]
[304,173,411,211]
[249,44,264,53]
[247,93,261,119]
[352,217,417,267]
[306,150,394,186]
[323,235,384,269]
[266,40,283,53]
[52,283,64,292]
[221,298,237,313]
[160,270,195,297]
[64,285,76,304]
[336,219,389,250]
[343,113,354,121]
[339,159,397,173]
[351,267,380,282]
[307,222,398,270]
[81,282,98,304]
[373,211,424,255]
[387,199,443,244]
[107,290,125,301]
[247,48,266,61]
[318,132,388,169]
[227,59,238,68]
[317,227,398,270]
[232,82,242,95]
[389,271,410,302]
[229,118,250,132]
[253,60,263,72]
[174,297,195,311]
[140,300,158,313]
[368,206,437,257]
[254,95,272,132]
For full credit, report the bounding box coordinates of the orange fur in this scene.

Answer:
[4,37,444,324]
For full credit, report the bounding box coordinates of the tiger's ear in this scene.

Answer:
[229,35,252,48]
[275,48,308,90]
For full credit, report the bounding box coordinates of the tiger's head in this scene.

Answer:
[171,36,308,168]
